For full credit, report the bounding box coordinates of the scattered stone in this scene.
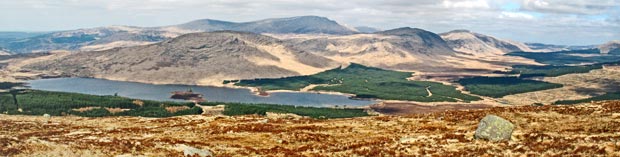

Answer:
[178,145,213,157]
[258,119,269,123]
[399,137,416,143]
[474,115,515,141]
[43,114,51,123]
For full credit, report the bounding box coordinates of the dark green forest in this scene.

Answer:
[200,102,369,119]
[554,93,620,105]
[507,49,620,65]
[458,77,563,98]
[0,89,369,119]
[231,63,481,102]
[0,90,201,117]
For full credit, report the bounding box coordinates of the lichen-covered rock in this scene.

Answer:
[43,114,51,123]
[474,115,514,141]
[178,144,213,157]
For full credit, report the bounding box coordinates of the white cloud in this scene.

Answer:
[0,0,617,45]
[442,0,490,9]
[521,0,620,15]
[499,11,535,20]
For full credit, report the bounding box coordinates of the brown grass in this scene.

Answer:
[164,106,190,113]
[1,101,620,156]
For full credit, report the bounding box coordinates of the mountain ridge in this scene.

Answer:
[1,16,358,54]
[440,29,533,55]
[24,31,339,85]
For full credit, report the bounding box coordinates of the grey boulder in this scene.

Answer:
[474,115,515,141]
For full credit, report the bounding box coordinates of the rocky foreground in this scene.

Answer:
[2,101,620,156]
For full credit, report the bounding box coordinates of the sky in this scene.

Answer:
[0,0,618,45]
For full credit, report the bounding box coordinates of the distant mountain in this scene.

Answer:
[0,32,50,39]
[169,16,357,35]
[375,27,456,55]
[0,32,52,53]
[24,31,339,85]
[524,43,568,52]
[599,40,620,54]
[526,43,597,52]
[0,47,11,55]
[23,28,544,85]
[354,26,382,33]
[440,30,533,55]
[286,27,501,72]
[1,26,175,53]
[2,16,357,54]
[171,19,237,32]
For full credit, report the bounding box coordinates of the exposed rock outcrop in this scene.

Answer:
[474,115,515,141]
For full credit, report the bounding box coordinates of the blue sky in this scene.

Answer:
[0,0,618,45]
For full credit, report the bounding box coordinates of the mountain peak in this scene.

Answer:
[175,19,236,31]
[440,30,533,54]
[286,15,330,20]
[376,27,436,37]
[173,16,355,35]
[238,15,356,35]
[442,29,472,34]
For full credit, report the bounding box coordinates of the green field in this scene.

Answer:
[230,63,481,102]
[554,93,620,105]
[458,77,563,98]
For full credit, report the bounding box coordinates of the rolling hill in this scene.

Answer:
[599,40,620,54]
[24,31,339,85]
[169,16,356,35]
[1,26,173,53]
[439,30,540,67]
[440,30,533,55]
[286,27,522,72]
[1,16,357,54]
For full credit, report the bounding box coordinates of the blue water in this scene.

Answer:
[26,78,375,107]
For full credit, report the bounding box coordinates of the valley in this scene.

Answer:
[0,14,619,156]
[0,18,617,109]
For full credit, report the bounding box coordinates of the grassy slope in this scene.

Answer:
[232,63,481,102]
[458,77,563,98]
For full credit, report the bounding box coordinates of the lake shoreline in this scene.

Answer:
[26,77,376,107]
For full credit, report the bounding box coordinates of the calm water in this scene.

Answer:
[26,78,375,107]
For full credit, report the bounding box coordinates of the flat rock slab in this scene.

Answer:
[474,115,515,141]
